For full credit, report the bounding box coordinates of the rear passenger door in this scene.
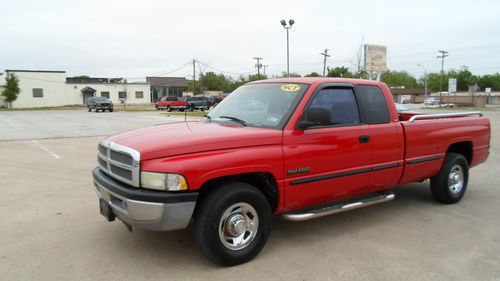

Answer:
[351,85,403,193]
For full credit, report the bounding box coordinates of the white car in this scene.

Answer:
[424,97,440,106]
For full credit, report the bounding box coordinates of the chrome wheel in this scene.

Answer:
[218,202,259,250]
[448,164,464,195]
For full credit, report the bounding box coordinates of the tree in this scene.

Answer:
[248,74,267,82]
[478,73,500,91]
[305,72,320,77]
[380,70,418,88]
[276,71,301,78]
[1,73,20,108]
[326,66,353,78]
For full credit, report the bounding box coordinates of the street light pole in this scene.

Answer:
[418,64,428,106]
[281,19,295,77]
[437,50,449,107]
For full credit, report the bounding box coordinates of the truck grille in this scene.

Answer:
[97,140,140,187]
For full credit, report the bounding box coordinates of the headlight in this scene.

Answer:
[140,172,188,191]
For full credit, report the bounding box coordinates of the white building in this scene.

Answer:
[0,69,151,108]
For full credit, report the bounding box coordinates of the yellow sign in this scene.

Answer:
[280,84,301,92]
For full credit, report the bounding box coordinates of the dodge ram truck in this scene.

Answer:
[93,78,490,266]
[155,96,188,112]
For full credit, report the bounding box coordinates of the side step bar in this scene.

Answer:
[281,191,395,222]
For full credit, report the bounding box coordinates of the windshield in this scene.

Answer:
[95,97,109,101]
[207,83,308,129]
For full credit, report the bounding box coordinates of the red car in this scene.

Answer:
[94,78,490,266]
[155,96,188,111]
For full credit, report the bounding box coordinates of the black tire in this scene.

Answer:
[167,106,172,112]
[430,153,469,204]
[109,108,113,112]
[88,108,92,112]
[194,182,272,266]
[155,106,160,111]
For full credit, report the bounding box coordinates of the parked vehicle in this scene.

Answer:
[395,103,409,112]
[205,96,221,108]
[424,97,441,106]
[155,96,188,112]
[87,96,113,112]
[93,78,490,266]
[185,96,209,111]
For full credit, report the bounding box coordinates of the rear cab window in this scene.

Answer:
[354,85,390,124]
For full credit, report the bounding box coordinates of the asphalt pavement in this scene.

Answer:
[0,109,499,281]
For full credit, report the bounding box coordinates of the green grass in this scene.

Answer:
[162,111,207,117]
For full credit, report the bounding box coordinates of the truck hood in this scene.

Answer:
[106,122,283,160]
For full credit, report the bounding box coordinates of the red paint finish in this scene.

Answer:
[103,78,490,214]
[155,96,188,109]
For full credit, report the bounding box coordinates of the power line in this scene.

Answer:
[150,61,191,76]
[197,61,256,75]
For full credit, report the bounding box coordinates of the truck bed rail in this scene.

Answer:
[408,111,483,123]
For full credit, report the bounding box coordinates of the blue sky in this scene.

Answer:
[1,0,499,80]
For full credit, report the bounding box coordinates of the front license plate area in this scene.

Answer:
[99,199,115,222]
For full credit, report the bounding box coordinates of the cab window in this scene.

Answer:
[309,87,360,126]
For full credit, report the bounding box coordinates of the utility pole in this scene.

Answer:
[437,50,449,107]
[262,65,269,76]
[320,49,330,77]
[418,64,428,106]
[192,59,196,95]
[253,57,263,76]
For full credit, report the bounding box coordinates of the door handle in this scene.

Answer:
[359,135,370,144]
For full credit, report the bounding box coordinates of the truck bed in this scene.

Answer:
[398,113,490,185]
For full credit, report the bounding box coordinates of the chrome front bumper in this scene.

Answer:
[93,168,197,231]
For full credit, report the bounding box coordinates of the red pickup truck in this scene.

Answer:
[155,96,188,111]
[93,78,490,266]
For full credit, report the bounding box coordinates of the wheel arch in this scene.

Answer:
[196,172,279,212]
[447,141,473,164]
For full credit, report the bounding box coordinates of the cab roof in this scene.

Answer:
[248,77,384,86]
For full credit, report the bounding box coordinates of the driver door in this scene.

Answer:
[283,86,374,211]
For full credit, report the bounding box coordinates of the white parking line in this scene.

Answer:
[32,140,61,159]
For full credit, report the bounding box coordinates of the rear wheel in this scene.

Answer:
[109,108,113,112]
[194,182,272,266]
[430,153,469,204]
[88,108,91,112]
[167,106,172,112]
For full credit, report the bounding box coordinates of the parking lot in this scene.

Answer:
[1,109,499,281]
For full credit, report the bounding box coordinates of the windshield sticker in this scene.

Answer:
[280,84,301,92]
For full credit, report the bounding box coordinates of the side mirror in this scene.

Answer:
[296,107,331,130]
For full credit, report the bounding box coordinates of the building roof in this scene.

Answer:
[146,77,188,87]
[6,69,65,73]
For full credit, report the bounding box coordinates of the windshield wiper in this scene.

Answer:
[218,115,247,126]
[204,115,212,123]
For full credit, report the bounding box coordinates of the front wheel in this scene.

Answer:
[194,183,272,266]
[430,153,469,204]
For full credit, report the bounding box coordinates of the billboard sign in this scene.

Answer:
[364,44,387,73]
[448,78,457,93]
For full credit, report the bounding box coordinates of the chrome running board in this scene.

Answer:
[281,191,395,222]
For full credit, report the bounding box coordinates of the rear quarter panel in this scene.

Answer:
[400,116,490,184]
